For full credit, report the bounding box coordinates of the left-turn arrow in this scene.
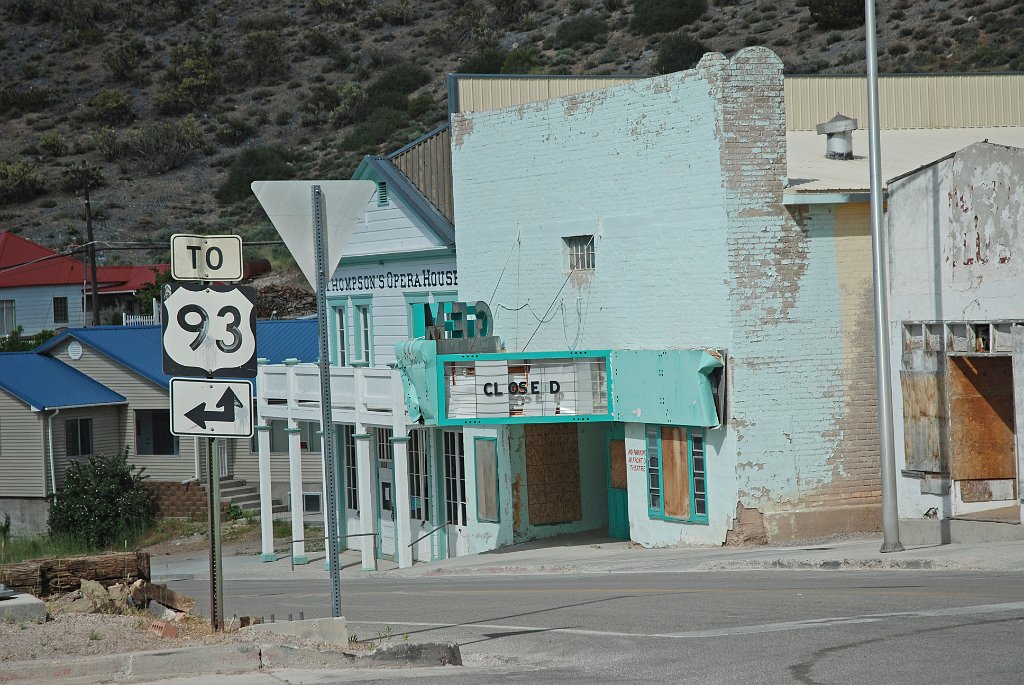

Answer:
[185,387,243,429]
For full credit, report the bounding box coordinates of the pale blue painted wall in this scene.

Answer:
[0,284,84,335]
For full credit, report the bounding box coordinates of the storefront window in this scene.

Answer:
[645,425,707,524]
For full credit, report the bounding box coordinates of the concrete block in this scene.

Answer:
[243,616,348,645]
[0,592,47,623]
[358,641,463,667]
[259,643,355,670]
[128,644,262,679]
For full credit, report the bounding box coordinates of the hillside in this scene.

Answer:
[1,0,1021,271]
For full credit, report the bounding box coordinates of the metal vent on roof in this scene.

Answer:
[815,113,857,160]
[377,181,389,206]
[68,341,83,360]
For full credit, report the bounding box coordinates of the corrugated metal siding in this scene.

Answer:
[390,127,454,223]
[786,74,1024,130]
[0,390,45,497]
[454,76,643,114]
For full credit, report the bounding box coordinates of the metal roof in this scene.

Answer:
[786,127,1024,197]
[0,352,126,410]
[36,320,319,389]
[360,156,455,248]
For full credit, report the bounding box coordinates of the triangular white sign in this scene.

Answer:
[251,180,377,289]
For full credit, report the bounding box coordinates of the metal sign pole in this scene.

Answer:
[312,185,343,617]
[206,435,224,630]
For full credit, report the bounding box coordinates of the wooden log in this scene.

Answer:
[141,582,196,613]
[0,552,150,596]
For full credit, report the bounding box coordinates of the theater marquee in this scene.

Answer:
[441,352,612,424]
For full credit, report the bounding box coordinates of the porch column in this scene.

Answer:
[256,422,274,562]
[1013,324,1024,523]
[391,435,413,569]
[287,419,308,565]
[354,427,377,571]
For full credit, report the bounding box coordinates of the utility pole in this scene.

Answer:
[78,164,100,326]
[865,0,903,553]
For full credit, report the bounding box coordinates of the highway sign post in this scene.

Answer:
[163,239,257,633]
[170,379,253,438]
[171,234,243,282]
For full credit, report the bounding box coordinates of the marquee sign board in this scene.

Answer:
[170,234,243,282]
[161,283,257,378]
[442,354,611,424]
[170,378,254,438]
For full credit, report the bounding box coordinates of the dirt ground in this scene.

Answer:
[0,525,341,664]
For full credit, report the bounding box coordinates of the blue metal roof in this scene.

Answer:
[0,352,126,410]
[36,320,319,389]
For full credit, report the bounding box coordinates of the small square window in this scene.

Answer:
[303,492,322,513]
[564,235,595,271]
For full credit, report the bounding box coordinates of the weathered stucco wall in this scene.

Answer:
[888,142,1024,519]
[450,48,881,544]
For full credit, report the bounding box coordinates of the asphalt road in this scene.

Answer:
[171,571,1024,683]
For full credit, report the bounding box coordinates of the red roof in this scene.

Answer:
[0,231,166,293]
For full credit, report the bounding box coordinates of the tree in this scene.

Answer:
[48,449,156,548]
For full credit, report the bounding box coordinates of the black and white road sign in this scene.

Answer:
[170,378,254,437]
[162,283,257,378]
[171,234,243,282]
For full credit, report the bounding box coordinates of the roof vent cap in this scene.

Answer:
[815,113,857,160]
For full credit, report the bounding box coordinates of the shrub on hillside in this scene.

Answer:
[808,0,864,29]
[237,12,291,31]
[554,15,608,47]
[38,132,68,157]
[48,449,156,549]
[87,89,136,125]
[655,33,707,73]
[339,108,409,153]
[492,0,540,24]
[103,37,149,82]
[216,145,297,204]
[0,87,55,116]
[241,31,289,84]
[152,40,222,115]
[460,46,539,74]
[121,116,203,174]
[0,161,46,205]
[630,0,706,35]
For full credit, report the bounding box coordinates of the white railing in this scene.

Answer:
[257,362,409,426]
[122,298,162,326]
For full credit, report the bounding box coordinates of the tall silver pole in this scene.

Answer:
[865,0,903,553]
[312,185,343,615]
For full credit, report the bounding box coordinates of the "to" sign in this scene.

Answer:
[171,234,244,282]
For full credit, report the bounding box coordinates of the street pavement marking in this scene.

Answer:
[350,600,1024,640]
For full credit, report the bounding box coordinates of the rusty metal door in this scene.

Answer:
[948,356,1016,482]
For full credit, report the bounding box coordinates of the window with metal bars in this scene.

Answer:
[645,425,708,524]
[443,430,466,526]
[375,427,393,465]
[408,429,430,520]
[564,235,595,271]
[341,424,357,510]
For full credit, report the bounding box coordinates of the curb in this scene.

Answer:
[0,641,462,683]
[693,557,969,571]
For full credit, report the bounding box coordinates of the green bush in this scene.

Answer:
[61,164,105,193]
[121,116,203,174]
[152,40,222,115]
[808,0,864,29]
[339,108,408,153]
[38,132,68,157]
[630,0,707,35]
[48,449,156,549]
[237,12,291,31]
[241,31,289,84]
[460,46,539,74]
[103,37,148,81]
[216,144,297,204]
[492,0,539,24]
[554,14,607,47]
[655,33,707,73]
[0,326,56,352]
[0,161,46,205]
[0,87,55,116]
[216,115,259,146]
[88,89,136,125]
[365,0,413,27]
[303,29,340,56]
[307,0,355,18]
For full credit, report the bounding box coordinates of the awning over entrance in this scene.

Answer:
[395,342,724,428]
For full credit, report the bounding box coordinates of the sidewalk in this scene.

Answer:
[152,530,1024,583]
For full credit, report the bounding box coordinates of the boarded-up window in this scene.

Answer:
[661,427,691,519]
[609,440,626,490]
[525,424,581,524]
[475,438,499,522]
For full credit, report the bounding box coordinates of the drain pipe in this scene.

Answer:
[47,408,60,501]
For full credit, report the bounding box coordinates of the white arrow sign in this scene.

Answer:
[170,379,253,437]
[250,180,376,289]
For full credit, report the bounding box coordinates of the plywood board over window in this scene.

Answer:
[948,356,1016,482]
[609,440,626,490]
[661,427,691,519]
[524,424,581,525]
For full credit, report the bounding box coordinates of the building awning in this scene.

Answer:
[395,342,724,428]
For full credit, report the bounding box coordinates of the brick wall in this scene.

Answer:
[144,481,209,519]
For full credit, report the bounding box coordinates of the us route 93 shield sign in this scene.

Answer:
[162,283,257,378]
